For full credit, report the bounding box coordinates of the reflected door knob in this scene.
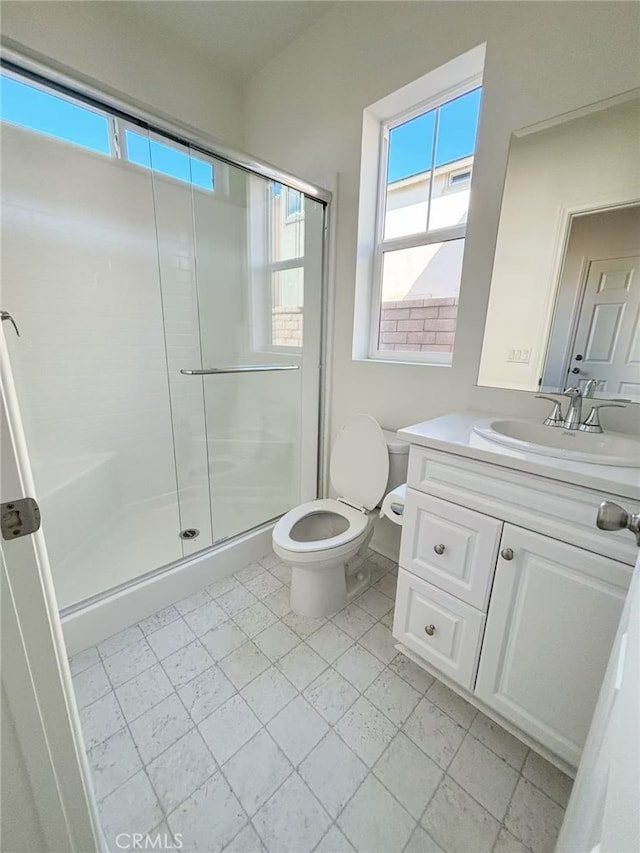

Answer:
[424,624,436,636]
[433,544,445,555]
[501,548,514,560]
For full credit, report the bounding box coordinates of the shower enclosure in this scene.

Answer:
[0,61,328,610]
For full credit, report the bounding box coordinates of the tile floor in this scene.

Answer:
[70,550,572,853]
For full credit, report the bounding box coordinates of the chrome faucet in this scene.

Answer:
[537,387,626,433]
[562,387,583,430]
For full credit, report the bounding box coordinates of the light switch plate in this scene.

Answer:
[507,348,531,363]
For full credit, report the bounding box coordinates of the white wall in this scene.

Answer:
[243,1,640,448]
[478,99,640,391]
[1,0,243,147]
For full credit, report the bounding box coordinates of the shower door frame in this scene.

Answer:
[1,41,333,611]
[0,43,332,204]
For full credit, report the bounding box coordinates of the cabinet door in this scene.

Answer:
[400,489,502,609]
[476,525,631,767]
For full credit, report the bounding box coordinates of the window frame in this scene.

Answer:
[367,75,482,365]
[118,121,217,194]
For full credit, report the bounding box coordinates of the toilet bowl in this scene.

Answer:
[273,414,402,617]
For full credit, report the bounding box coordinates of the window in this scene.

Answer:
[285,186,303,220]
[267,183,305,348]
[373,86,481,363]
[0,72,214,192]
[125,130,214,191]
[352,47,485,366]
[0,73,111,156]
[449,169,472,187]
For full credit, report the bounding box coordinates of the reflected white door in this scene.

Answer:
[568,255,640,399]
[1,330,99,851]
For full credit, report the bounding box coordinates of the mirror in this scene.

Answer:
[478,91,640,402]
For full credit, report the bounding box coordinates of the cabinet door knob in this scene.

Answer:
[424,624,436,636]
[433,543,445,555]
[501,548,514,561]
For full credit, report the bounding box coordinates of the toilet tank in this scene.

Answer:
[382,429,409,493]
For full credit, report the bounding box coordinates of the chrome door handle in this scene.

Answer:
[424,624,436,636]
[597,501,640,546]
[433,544,445,555]
[181,365,299,375]
[501,548,514,561]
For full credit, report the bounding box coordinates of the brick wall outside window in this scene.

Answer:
[272,305,303,347]
[379,297,458,352]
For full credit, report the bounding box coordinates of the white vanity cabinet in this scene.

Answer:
[393,438,637,769]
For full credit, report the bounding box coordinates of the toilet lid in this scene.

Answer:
[330,414,389,510]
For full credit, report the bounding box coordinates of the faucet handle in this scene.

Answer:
[562,386,581,397]
[579,403,626,433]
[535,395,564,427]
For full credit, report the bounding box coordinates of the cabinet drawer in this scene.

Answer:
[393,569,485,690]
[400,489,502,609]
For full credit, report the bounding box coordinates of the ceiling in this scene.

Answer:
[128,1,334,82]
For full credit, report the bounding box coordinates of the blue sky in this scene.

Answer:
[388,87,482,183]
[0,74,213,190]
[1,74,112,153]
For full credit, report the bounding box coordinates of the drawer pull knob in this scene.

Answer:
[501,548,514,561]
[424,624,436,636]
[433,543,446,555]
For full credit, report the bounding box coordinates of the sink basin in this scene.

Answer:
[473,418,640,467]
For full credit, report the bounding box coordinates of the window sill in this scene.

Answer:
[352,356,452,368]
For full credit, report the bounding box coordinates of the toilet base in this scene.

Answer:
[289,555,372,618]
[290,558,347,618]
[345,527,374,577]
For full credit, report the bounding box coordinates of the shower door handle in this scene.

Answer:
[180,365,300,375]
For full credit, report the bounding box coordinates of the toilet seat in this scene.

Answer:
[273,415,388,568]
[273,498,369,555]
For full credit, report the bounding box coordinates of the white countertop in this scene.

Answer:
[398,412,640,502]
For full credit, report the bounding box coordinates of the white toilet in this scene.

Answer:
[272,414,408,617]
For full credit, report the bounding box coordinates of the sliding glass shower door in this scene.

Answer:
[0,68,325,608]
[149,131,324,547]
